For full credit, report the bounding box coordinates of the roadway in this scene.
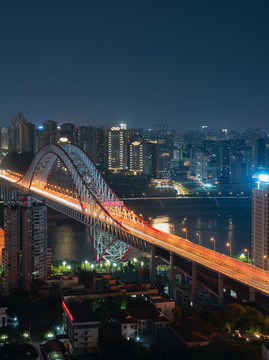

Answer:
[0,171,268,296]
[114,216,269,295]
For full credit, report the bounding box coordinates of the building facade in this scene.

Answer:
[252,179,269,270]
[108,127,125,171]
[2,195,47,295]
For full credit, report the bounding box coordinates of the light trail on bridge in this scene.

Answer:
[0,148,268,297]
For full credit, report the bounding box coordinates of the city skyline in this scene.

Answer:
[0,0,269,130]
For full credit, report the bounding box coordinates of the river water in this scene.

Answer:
[47,198,252,262]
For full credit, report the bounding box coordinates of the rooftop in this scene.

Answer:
[62,301,100,323]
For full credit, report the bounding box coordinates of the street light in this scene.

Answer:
[264,255,268,271]
[226,242,232,257]
[244,248,249,264]
[170,224,175,234]
[210,237,215,251]
[196,233,201,246]
[139,214,143,220]
[182,228,188,239]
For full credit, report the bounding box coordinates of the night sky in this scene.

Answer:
[0,0,268,130]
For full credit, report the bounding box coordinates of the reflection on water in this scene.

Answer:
[127,198,251,257]
[47,198,252,262]
[151,217,171,233]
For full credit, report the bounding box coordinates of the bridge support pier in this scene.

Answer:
[249,287,256,303]
[218,273,224,308]
[150,245,156,284]
[169,252,176,300]
[192,262,198,309]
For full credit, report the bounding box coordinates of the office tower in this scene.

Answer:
[108,127,125,171]
[252,177,269,270]
[129,140,144,173]
[43,120,58,144]
[2,195,47,295]
[19,123,36,153]
[1,127,10,150]
[10,113,28,151]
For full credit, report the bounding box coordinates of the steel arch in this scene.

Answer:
[19,143,134,261]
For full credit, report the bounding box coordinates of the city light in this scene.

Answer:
[244,248,249,263]
[196,233,201,246]
[226,242,232,257]
[258,174,269,182]
[210,237,215,251]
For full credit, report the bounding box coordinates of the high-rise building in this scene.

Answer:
[96,127,107,171]
[78,126,98,163]
[43,120,58,144]
[10,113,28,151]
[252,177,269,270]
[19,123,36,153]
[108,127,125,171]
[36,126,43,151]
[219,141,231,184]
[0,127,10,150]
[145,141,158,178]
[129,140,144,173]
[2,195,47,295]
[61,123,76,143]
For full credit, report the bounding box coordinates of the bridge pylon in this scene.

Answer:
[89,224,131,263]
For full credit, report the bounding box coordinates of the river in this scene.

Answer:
[47,198,252,262]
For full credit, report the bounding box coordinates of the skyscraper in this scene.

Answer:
[2,195,47,295]
[108,127,125,171]
[10,113,28,151]
[19,123,36,153]
[129,140,144,173]
[0,127,10,150]
[252,177,269,270]
[43,120,58,144]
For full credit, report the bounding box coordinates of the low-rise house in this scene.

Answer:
[119,308,170,338]
[147,294,175,321]
[118,311,138,340]
[170,324,210,347]
[62,300,101,355]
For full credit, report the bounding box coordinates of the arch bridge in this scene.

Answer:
[0,143,269,303]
